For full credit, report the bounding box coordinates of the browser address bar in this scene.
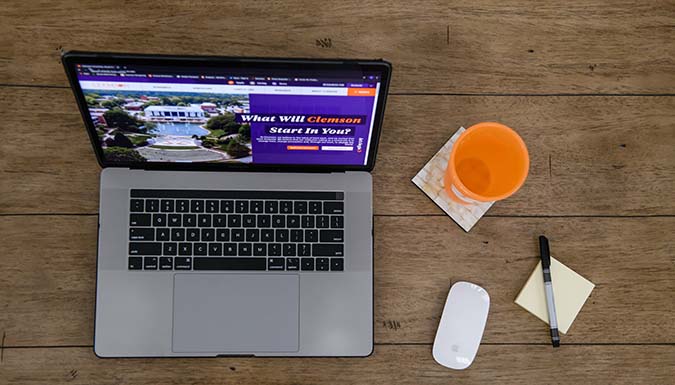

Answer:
[78,80,350,96]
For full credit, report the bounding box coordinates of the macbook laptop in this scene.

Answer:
[62,52,390,357]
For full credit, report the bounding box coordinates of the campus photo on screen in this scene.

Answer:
[77,64,381,165]
[84,90,252,163]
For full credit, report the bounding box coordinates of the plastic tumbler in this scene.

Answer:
[444,122,529,205]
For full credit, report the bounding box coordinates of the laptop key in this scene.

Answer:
[168,214,181,227]
[280,201,293,214]
[283,243,296,256]
[257,214,271,228]
[246,229,260,242]
[145,199,160,212]
[250,200,264,213]
[201,229,215,242]
[272,215,285,228]
[153,214,167,227]
[287,215,300,228]
[129,242,161,255]
[305,229,318,243]
[183,214,196,227]
[235,200,249,213]
[161,200,174,212]
[275,229,289,242]
[290,229,303,243]
[130,199,144,212]
[309,201,322,214]
[129,228,154,241]
[312,244,344,257]
[238,243,252,256]
[213,214,227,227]
[286,258,300,270]
[243,215,256,227]
[253,243,267,256]
[128,257,142,270]
[316,215,329,228]
[265,201,278,213]
[268,243,282,256]
[208,243,222,256]
[301,258,315,271]
[194,243,207,256]
[191,200,204,213]
[228,214,242,227]
[130,214,151,227]
[186,228,200,241]
[206,200,219,213]
[144,257,158,270]
[294,201,308,214]
[330,258,344,271]
[323,202,344,214]
[178,243,192,255]
[320,230,344,243]
[231,229,245,242]
[331,216,344,228]
[163,242,177,256]
[171,228,186,241]
[268,258,285,270]
[261,229,274,242]
[223,243,237,256]
[298,243,311,257]
[220,200,234,213]
[174,257,192,270]
[156,228,170,241]
[176,200,189,213]
[198,214,211,227]
[301,215,314,228]
[193,257,266,271]
[316,258,330,271]
[159,257,173,270]
[216,228,230,241]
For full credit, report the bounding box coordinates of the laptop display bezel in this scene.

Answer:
[62,51,391,173]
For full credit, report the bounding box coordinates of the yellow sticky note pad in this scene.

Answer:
[514,257,595,334]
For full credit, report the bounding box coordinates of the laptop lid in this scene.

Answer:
[62,52,391,172]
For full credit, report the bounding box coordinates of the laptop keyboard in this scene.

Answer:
[127,189,345,272]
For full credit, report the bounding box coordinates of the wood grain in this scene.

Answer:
[0,1,674,93]
[1,215,672,347]
[1,88,673,216]
[1,345,673,385]
[1,1,673,382]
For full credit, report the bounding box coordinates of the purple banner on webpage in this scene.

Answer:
[248,94,375,165]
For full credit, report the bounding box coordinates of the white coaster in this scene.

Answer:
[412,127,494,232]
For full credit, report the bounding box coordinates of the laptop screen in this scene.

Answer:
[70,59,387,167]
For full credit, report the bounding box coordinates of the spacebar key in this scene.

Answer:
[193,257,266,270]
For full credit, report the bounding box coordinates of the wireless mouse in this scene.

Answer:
[432,281,490,370]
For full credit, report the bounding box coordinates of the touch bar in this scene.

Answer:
[131,189,343,200]
[193,257,267,271]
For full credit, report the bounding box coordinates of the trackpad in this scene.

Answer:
[172,274,299,353]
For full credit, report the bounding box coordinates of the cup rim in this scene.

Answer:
[449,122,530,202]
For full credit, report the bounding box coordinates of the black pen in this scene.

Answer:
[539,236,560,347]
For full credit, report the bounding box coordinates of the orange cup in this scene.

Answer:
[444,122,529,204]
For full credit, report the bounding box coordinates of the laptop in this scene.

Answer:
[62,52,391,357]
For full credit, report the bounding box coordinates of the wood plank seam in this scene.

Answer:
[1,331,5,363]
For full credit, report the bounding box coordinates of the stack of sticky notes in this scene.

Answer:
[515,256,595,334]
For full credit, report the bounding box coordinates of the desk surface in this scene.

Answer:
[0,1,673,384]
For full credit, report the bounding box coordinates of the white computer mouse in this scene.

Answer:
[432,281,490,370]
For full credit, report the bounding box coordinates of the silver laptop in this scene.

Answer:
[63,52,391,357]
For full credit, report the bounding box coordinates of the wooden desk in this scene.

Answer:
[0,1,673,383]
